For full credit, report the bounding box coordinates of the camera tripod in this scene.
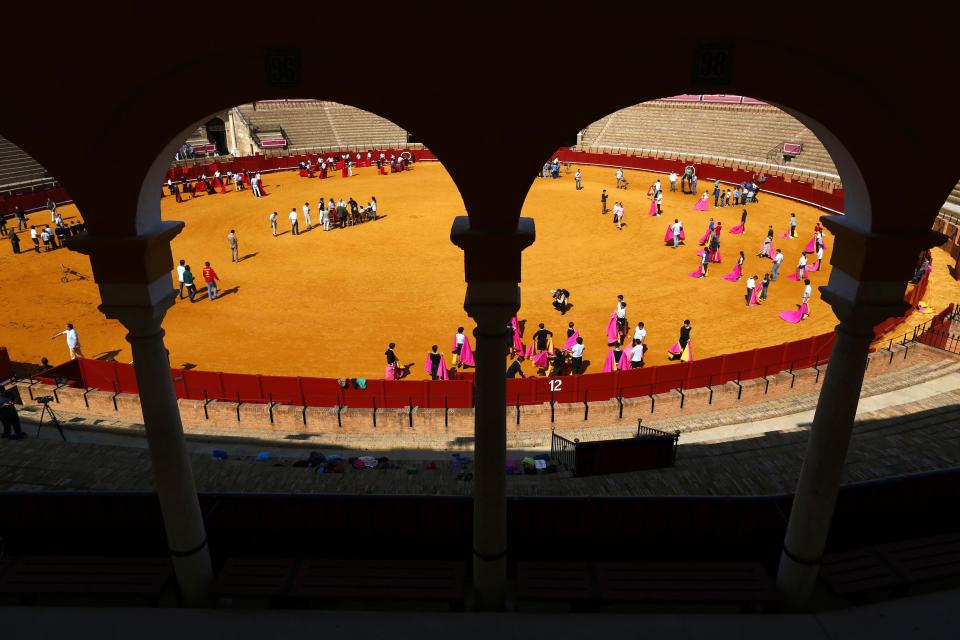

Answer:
[36,400,66,441]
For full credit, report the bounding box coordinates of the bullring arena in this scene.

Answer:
[4,83,960,621]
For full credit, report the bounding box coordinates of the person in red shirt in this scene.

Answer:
[201,261,220,301]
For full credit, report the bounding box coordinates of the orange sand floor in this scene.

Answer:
[2,162,956,380]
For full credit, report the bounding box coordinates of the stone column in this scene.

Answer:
[452,216,535,610]
[70,222,213,606]
[776,217,945,609]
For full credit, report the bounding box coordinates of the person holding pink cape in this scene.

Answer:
[424,345,450,381]
[724,251,745,281]
[509,315,523,356]
[605,312,620,344]
[564,322,580,350]
[385,342,401,380]
[758,235,774,258]
[698,218,715,245]
[779,279,812,323]
[648,195,659,216]
[808,244,824,272]
[694,190,710,211]
[602,341,633,372]
[729,209,747,234]
[451,326,476,368]
[667,320,693,362]
[666,219,685,247]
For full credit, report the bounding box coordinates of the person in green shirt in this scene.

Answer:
[182,265,197,302]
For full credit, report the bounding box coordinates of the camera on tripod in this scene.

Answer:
[35,395,54,404]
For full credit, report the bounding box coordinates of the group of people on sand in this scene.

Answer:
[165,170,268,202]
[275,196,379,236]
[383,327,477,381]
[299,151,413,179]
[4,199,86,255]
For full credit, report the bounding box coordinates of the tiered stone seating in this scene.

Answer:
[939,179,960,222]
[580,101,839,177]
[236,101,406,151]
[0,135,50,189]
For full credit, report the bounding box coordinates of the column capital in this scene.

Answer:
[464,282,521,334]
[822,214,945,283]
[451,217,535,283]
[68,220,185,285]
[819,215,947,331]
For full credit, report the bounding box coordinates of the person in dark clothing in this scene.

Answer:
[670,320,692,361]
[566,322,576,340]
[740,209,747,229]
[506,356,526,379]
[532,323,552,351]
[767,225,774,240]
[385,342,399,380]
[0,214,7,236]
[1,393,25,439]
[8,230,20,254]
[15,205,27,231]
[427,345,442,380]
[550,350,566,377]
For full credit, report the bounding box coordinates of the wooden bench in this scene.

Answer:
[517,562,594,601]
[214,557,299,599]
[820,533,960,598]
[0,556,172,604]
[596,562,775,607]
[518,561,774,609]
[290,559,464,607]
[880,533,960,587]
[819,548,900,596]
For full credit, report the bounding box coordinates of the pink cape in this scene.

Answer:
[689,265,704,278]
[648,199,658,216]
[779,303,811,323]
[453,335,476,367]
[694,197,709,212]
[511,316,523,353]
[606,313,620,344]
[532,350,551,369]
[805,236,827,253]
[723,263,743,281]
[787,272,801,282]
[665,225,686,244]
[759,238,775,258]
[696,249,722,263]
[808,260,820,273]
[748,285,762,306]
[698,227,712,245]
[564,331,580,351]
[780,232,791,239]
[729,224,745,235]
[667,341,693,362]
[385,365,398,380]
[423,354,450,380]
[603,347,631,373]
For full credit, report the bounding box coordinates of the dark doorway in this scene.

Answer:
[205,117,228,155]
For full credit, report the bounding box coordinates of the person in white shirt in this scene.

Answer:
[615,295,627,339]
[669,172,678,191]
[269,211,278,237]
[251,175,262,198]
[746,276,756,306]
[288,208,299,235]
[654,179,662,195]
[613,202,624,230]
[633,322,647,344]
[176,259,187,298]
[630,337,644,368]
[347,161,354,177]
[655,190,663,215]
[51,322,84,360]
[370,197,378,219]
[302,202,312,230]
[671,219,682,248]
[615,168,624,189]
[569,337,585,374]
[575,169,582,190]
[772,249,784,280]
[802,280,812,305]
[797,253,808,279]
[233,172,243,190]
[816,244,824,265]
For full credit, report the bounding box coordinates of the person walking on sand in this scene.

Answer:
[202,261,220,300]
[269,211,278,237]
[51,322,85,360]
[227,229,239,262]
